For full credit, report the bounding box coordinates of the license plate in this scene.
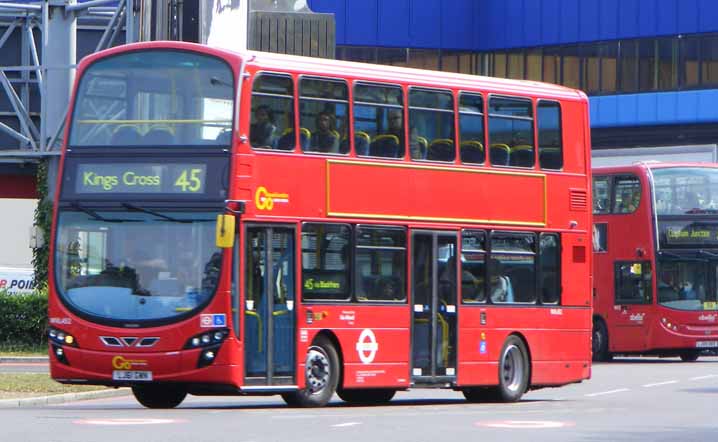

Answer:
[112,370,153,381]
[696,341,718,348]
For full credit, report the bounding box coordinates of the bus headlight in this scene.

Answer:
[184,329,229,349]
[48,327,78,347]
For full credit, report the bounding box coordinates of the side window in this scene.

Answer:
[593,176,611,214]
[488,96,534,168]
[489,232,536,304]
[353,83,404,158]
[459,93,485,165]
[461,230,486,303]
[537,101,563,170]
[593,223,608,252]
[250,74,294,150]
[613,175,641,214]
[408,88,455,162]
[539,233,561,304]
[355,226,406,302]
[299,77,349,154]
[615,261,652,304]
[301,223,351,301]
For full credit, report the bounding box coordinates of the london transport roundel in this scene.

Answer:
[355,329,378,364]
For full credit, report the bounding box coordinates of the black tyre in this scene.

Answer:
[680,350,700,362]
[592,318,612,362]
[337,388,396,404]
[132,384,187,409]
[281,335,339,408]
[494,335,530,402]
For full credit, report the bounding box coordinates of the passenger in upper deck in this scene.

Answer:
[250,105,277,147]
[309,111,340,153]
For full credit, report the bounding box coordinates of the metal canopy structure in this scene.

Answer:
[0,0,138,164]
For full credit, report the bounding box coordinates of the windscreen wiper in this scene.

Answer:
[122,203,190,223]
[71,202,134,223]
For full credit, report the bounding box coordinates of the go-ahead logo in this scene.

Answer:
[112,355,147,370]
[255,186,289,211]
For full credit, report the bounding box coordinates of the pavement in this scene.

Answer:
[0,356,131,408]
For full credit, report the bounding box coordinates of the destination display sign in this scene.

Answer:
[659,221,718,247]
[75,163,207,195]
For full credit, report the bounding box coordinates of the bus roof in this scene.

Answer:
[594,162,718,175]
[78,41,587,103]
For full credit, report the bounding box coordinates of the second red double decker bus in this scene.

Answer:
[48,41,592,408]
[593,162,718,361]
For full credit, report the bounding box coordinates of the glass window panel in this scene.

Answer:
[537,101,562,170]
[681,37,700,88]
[355,227,407,302]
[508,51,525,79]
[407,49,440,71]
[301,224,351,301]
[299,78,347,100]
[526,49,542,81]
[601,42,618,93]
[657,39,678,90]
[593,176,611,214]
[701,35,718,86]
[490,233,536,304]
[539,233,560,304]
[459,93,485,165]
[615,261,652,304]
[638,39,657,91]
[251,74,294,150]
[620,40,639,92]
[354,84,405,159]
[613,175,642,214]
[462,230,487,303]
[489,97,532,118]
[299,78,349,154]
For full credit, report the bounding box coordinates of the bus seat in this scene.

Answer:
[490,143,510,166]
[460,140,484,164]
[111,125,142,146]
[410,136,428,159]
[539,148,562,169]
[354,131,371,156]
[370,134,401,158]
[510,145,534,167]
[143,127,175,145]
[299,128,311,150]
[275,128,297,150]
[427,138,455,162]
[216,130,232,145]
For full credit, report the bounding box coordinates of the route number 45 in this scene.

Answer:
[174,168,203,192]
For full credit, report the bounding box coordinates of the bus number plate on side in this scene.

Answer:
[112,371,153,381]
[696,341,718,348]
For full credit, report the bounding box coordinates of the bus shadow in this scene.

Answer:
[598,357,718,364]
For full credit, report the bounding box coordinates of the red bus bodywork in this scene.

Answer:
[49,41,592,407]
[592,162,718,361]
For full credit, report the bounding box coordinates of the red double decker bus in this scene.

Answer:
[592,163,718,361]
[49,41,592,408]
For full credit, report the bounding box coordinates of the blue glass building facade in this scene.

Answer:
[308,0,718,149]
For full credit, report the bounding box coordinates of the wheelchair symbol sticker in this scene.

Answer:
[356,329,379,364]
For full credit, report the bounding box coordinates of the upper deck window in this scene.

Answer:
[613,176,641,214]
[69,50,234,148]
[251,74,295,150]
[488,97,534,168]
[652,167,718,215]
[299,77,349,154]
[353,83,405,159]
[537,101,563,170]
[408,89,455,162]
[458,93,485,165]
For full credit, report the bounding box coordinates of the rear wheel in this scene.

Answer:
[493,335,530,402]
[592,318,612,362]
[337,388,395,404]
[680,350,700,362]
[281,335,339,408]
[132,385,187,409]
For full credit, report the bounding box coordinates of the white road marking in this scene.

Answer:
[690,374,718,381]
[642,380,678,388]
[584,388,630,397]
[332,422,362,428]
[476,420,573,429]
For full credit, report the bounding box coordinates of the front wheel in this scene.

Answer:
[592,319,612,362]
[282,335,339,407]
[132,384,187,409]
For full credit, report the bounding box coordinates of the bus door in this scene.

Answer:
[609,260,653,351]
[244,225,296,385]
[411,231,458,383]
